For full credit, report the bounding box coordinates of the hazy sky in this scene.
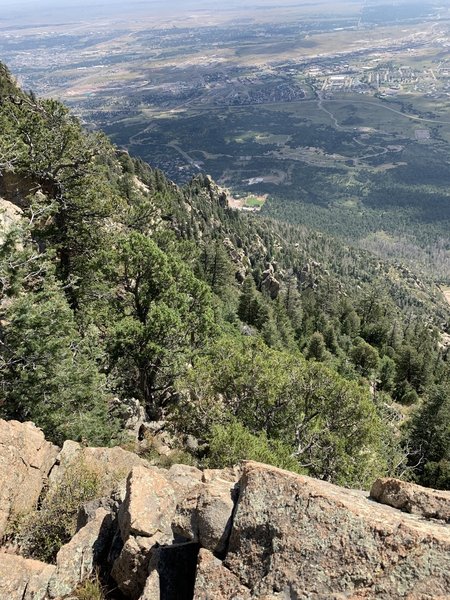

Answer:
[0,0,229,15]
[0,0,438,27]
[0,0,287,25]
[0,0,230,6]
[0,0,203,24]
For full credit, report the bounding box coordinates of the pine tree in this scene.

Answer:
[237,276,269,329]
[109,232,214,416]
[0,248,116,445]
[306,332,327,362]
[198,240,235,297]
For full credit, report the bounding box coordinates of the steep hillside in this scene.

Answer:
[0,62,449,490]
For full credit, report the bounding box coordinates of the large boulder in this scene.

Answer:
[112,465,178,599]
[118,466,177,542]
[0,198,22,243]
[173,469,238,555]
[3,422,450,600]
[370,477,450,522]
[0,420,58,539]
[113,463,224,599]
[260,264,280,299]
[220,461,450,599]
[194,549,251,600]
[0,552,55,600]
[167,463,203,492]
[48,507,114,598]
[112,535,155,599]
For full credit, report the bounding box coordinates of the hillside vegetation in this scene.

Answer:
[0,62,449,490]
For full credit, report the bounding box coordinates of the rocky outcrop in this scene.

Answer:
[1,423,450,600]
[299,260,322,290]
[49,439,150,498]
[112,465,178,598]
[0,420,58,539]
[260,263,280,299]
[138,420,178,458]
[371,477,450,522]
[116,461,450,599]
[0,198,22,243]
[48,507,114,598]
[0,553,55,600]
[173,468,238,556]
[111,463,230,599]
[221,462,450,599]
[194,549,251,600]
[223,237,250,283]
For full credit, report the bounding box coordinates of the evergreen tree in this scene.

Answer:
[0,246,115,445]
[350,339,380,378]
[378,355,397,392]
[324,323,339,354]
[108,231,214,416]
[407,384,450,489]
[237,276,270,330]
[306,332,327,362]
[395,345,432,400]
[197,240,235,297]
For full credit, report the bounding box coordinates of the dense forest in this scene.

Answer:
[261,160,450,284]
[0,62,449,490]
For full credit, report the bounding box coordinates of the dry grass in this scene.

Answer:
[72,572,105,600]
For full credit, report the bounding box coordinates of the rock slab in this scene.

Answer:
[50,439,150,493]
[0,419,58,538]
[112,463,206,599]
[48,507,114,598]
[371,477,450,522]
[222,461,450,600]
[0,552,55,600]
[194,549,251,600]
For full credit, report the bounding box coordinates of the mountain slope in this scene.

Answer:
[0,62,449,489]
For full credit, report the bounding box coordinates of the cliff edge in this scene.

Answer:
[0,419,449,600]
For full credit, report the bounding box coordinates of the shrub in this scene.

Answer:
[15,462,101,563]
[72,572,105,600]
[205,419,303,474]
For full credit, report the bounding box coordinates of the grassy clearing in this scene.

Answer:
[244,195,266,208]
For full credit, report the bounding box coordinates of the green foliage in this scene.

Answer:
[350,339,380,377]
[14,463,101,563]
[378,355,397,392]
[323,323,339,354]
[1,64,448,490]
[0,243,117,446]
[395,345,432,400]
[407,384,450,489]
[176,335,391,487]
[306,331,327,362]
[197,240,236,297]
[0,84,121,309]
[108,231,214,416]
[238,276,269,329]
[206,419,303,473]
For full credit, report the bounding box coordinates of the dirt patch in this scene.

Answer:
[442,287,450,306]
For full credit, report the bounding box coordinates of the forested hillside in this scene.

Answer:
[0,62,449,490]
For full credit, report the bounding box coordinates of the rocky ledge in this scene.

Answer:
[0,419,449,600]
